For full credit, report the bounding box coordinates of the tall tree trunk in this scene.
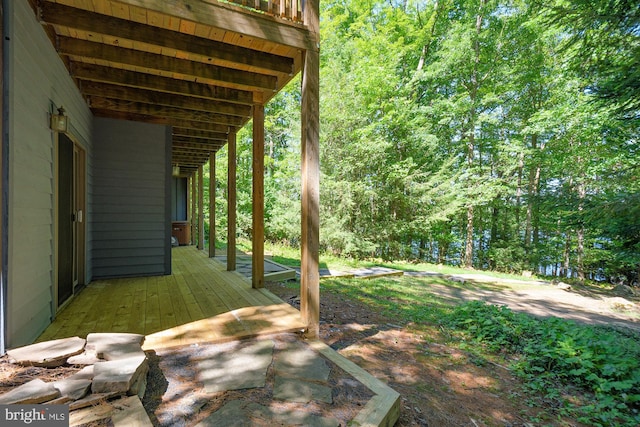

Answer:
[464,205,474,268]
[576,168,586,283]
[490,202,499,245]
[438,222,452,264]
[576,226,585,282]
[416,0,443,73]
[525,135,544,258]
[563,234,571,278]
[463,2,484,269]
[516,151,524,229]
[524,135,537,249]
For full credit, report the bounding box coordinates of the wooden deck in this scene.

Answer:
[37,246,306,350]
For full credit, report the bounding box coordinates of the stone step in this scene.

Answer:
[0,379,60,404]
[6,336,86,367]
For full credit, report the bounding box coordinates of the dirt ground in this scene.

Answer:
[1,274,638,426]
[266,276,640,427]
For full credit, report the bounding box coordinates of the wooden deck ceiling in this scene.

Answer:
[37,246,306,350]
[33,0,312,175]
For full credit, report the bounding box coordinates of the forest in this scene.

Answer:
[207,0,638,285]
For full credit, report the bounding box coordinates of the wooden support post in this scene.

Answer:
[198,164,204,250]
[301,0,321,338]
[227,129,237,271]
[209,151,216,257]
[252,103,265,289]
[190,174,196,245]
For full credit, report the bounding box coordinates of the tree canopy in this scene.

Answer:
[210,0,639,285]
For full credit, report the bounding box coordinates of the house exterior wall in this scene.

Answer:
[5,0,93,348]
[91,118,171,279]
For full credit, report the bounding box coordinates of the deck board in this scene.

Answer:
[37,246,306,349]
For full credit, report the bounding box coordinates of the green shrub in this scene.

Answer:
[445,301,640,426]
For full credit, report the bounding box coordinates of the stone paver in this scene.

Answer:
[197,339,274,393]
[67,349,101,365]
[195,400,250,427]
[275,344,330,381]
[258,404,340,427]
[0,334,153,426]
[0,379,60,404]
[53,378,92,401]
[92,354,149,394]
[273,376,333,403]
[6,336,86,367]
[196,400,340,427]
[67,365,95,381]
[86,333,146,361]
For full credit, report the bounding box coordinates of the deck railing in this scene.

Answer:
[223,0,304,23]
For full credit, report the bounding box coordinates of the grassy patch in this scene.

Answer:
[320,276,457,324]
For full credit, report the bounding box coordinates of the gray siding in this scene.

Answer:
[171,177,188,221]
[6,1,93,347]
[91,118,171,279]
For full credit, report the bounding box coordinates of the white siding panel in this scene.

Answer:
[6,1,93,348]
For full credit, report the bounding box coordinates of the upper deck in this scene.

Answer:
[33,0,317,174]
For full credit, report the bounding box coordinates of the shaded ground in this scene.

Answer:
[142,333,373,426]
[267,274,640,427]
[2,268,638,426]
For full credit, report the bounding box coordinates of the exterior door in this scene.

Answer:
[57,134,85,308]
[57,134,73,306]
[72,144,85,287]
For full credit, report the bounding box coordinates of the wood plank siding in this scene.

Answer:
[5,0,93,348]
[91,118,171,278]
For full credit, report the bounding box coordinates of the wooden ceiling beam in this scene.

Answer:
[172,162,206,171]
[172,154,212,164]
[112,0,314,50]
[71,63,253,105]
[173,151,219,160]
[167,120,236,134]
[39,1,295,75]
[91,109,235,133]
[173,143,225,152]
[88,97,247,127]
[173,150,223,158]
[172,151,210,159]
[172,150,212,157]
[92,108,169,125]
[57,37,277,91]
[80,81,252,117]
[173,128,228,141]
[173,137,226,147]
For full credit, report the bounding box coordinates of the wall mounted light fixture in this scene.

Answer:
[50,106,69,133]
[172,164,180,177]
